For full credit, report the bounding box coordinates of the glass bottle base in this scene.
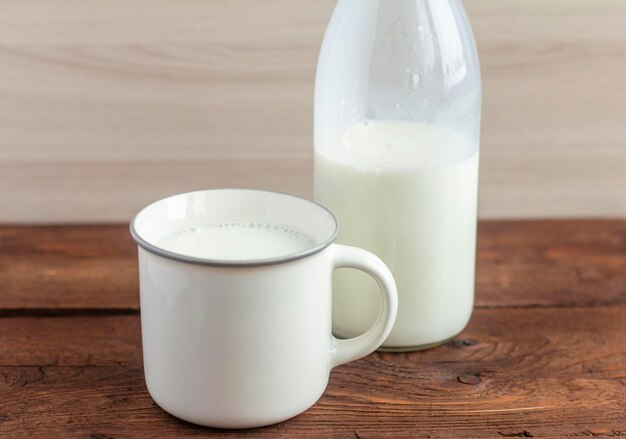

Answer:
[377,336,454,352]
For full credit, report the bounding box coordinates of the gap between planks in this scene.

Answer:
[2,303,624,319]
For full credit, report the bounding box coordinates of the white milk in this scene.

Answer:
[157,221,316,261]
[315,120,479,349]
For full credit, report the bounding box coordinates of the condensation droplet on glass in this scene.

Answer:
[340,97,346,107]
[395,103,402,110]
[405,67,411,74]
[417,25,424,33]
[412,73,420,90]
[423,97,429,104]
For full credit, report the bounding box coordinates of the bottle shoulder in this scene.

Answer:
[315,0,481,149]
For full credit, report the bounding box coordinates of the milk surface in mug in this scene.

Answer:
[157,221,316,261]
[315,120,478,348]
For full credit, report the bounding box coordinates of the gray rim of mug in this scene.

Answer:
[129,188,340,267]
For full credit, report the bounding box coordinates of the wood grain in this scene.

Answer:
[476,220,626,308]
[1,0,626,222]
[0,225,138,310]
[0,308,624,437]
[0,220,624,436]
[1,221,624,311]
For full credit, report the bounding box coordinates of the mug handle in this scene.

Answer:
[329,244,398,368]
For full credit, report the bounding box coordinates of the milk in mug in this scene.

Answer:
[157,221,316,261]
[315,120,478,349]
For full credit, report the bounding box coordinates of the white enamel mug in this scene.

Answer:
[130,189,397,429]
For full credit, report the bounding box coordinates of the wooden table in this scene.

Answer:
[1,220,625,437]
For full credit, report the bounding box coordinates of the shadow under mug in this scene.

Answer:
[130,189,398,429]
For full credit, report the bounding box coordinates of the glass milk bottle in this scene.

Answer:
[314,0,481,351]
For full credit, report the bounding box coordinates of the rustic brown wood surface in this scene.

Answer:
[2,220,625,311]
[0,220,625,437]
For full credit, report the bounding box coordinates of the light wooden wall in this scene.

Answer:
[1,0,625,223]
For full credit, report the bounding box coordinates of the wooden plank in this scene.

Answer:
[0,315,142,368]
[1,221,624,310]
[0,307,624,437]
[0,225,139,310]
[476,220,626,308]
[1,0,626,221]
